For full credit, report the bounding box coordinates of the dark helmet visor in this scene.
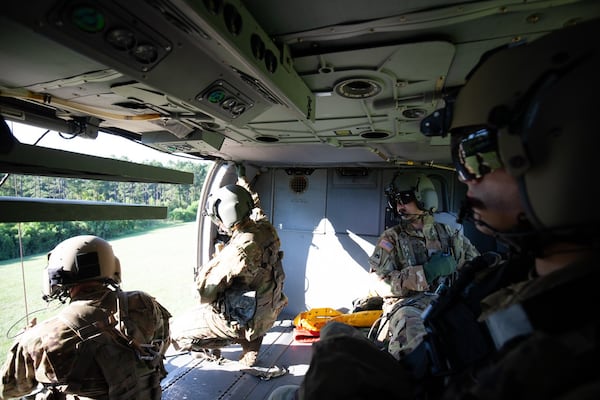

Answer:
[450,126,503,181]
[396,190,416,205]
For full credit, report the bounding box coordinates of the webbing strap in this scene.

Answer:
[432,222,452,256]
[116,289,131,338]
[399,231,417,266]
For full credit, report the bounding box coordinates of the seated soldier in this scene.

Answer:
[366,172,479,359]
[0,235,171,400]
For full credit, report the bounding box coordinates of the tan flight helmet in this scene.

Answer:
[450,19,600,234]
[42,235,121,301]
[390,171,438,213]
[205,184,254,232]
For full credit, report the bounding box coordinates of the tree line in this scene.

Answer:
[0,159,210,261]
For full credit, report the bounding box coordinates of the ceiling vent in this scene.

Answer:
[255,135,279,143]
[334,78,382,99]
[360,130,391,139]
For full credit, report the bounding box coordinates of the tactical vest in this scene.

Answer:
[402,252,532,398]
[409,253,600,399]
[47,290,166,400]
[398,221,453,267]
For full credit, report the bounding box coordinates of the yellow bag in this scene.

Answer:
[293,307,342,333]
[330,310,383,327]
[293,308,383,332]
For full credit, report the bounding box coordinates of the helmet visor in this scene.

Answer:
[451,126,503,181]
[396,190,416,205]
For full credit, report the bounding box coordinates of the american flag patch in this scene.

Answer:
[378,239,394,252]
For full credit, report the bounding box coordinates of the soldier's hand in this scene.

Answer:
[424,252,457,283]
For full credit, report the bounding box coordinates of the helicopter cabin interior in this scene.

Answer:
[2,0,599,398]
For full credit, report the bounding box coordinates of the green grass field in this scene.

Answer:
[0,222,199,359]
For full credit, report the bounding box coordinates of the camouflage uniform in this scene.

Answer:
[369,214,479,359]
[0,286,171,400]
[440,257,600,400]
[171,189,288,359]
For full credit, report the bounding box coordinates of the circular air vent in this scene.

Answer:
[289,176,308,194]
[334,78,382,99]
[251,34,265,60]
[402,108,428,119]
[223,4,242,36]
[360,130,391,139]
[256,135,279,143]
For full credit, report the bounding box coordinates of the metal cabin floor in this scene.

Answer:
[161,320,312,399]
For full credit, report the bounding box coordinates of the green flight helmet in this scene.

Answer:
[206,184,254,230]
[450,19,600,234]
[42,235,122,301]
[391,172,438,212]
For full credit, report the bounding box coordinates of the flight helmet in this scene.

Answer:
[205,184,254,230]
[42,235,121,301]
[449,19,600,240]
[386,171,438,212]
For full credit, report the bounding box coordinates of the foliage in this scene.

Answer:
[170,201,199,222]
[0,160,210,260]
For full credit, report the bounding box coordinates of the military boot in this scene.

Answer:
[238,336,263,367]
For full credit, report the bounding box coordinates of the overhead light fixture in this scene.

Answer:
[334,78,382,99]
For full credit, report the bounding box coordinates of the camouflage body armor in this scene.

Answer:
[0,288,171,400]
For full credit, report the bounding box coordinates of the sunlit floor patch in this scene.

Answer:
[161,320,314,399]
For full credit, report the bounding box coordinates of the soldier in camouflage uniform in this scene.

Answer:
[171,176,287,367]
[268,18,600,400]
[368,172,479,359]
[434,18,600,399]
[0,235,171,400]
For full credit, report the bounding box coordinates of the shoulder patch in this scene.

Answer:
[378,239,394,252]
